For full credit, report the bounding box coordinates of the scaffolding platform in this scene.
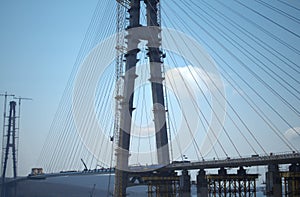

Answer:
[281,171,300,197]
[206,174,258,197]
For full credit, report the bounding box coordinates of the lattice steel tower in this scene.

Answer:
[1,101,18,181]
[114,0,170,196]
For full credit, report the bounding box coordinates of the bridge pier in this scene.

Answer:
[288,163,300,196]
[196,169,208,197]
[218,167,227,176]
[266,164,282,197]
[281,163,300,196]
[180,169,191,197]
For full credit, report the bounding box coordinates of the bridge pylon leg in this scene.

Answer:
[266,164,282,197]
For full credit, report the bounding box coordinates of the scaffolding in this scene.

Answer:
[281,172,300,197]
[207,174,258,197]
[144,174,180,197]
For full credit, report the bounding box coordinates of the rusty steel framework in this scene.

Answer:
[281,164,300,197]
[207,174,258,197]
[282,172,300,197]
[145,175,180,197]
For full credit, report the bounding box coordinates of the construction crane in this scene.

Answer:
[81,158,88,171]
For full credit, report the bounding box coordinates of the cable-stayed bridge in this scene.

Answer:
[1,0,300,196]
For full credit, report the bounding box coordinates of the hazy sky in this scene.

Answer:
[0,0,98,175]
[0,0,299,176]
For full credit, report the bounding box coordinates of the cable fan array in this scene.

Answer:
[38,0,300,173]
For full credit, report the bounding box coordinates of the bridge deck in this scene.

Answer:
[2,152,299,185]
[166,152,300,170]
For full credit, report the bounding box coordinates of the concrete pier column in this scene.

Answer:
[288,163,300,196]
[180,169,191,197]
[266,164,282,197]
[218,167,227,196]
[237,167,247,196]
[237,166,246,176]
[218,167,227,176]
[197,169,208,197]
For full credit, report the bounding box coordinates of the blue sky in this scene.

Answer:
[0,0,98,175]
[0,0,299,176]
